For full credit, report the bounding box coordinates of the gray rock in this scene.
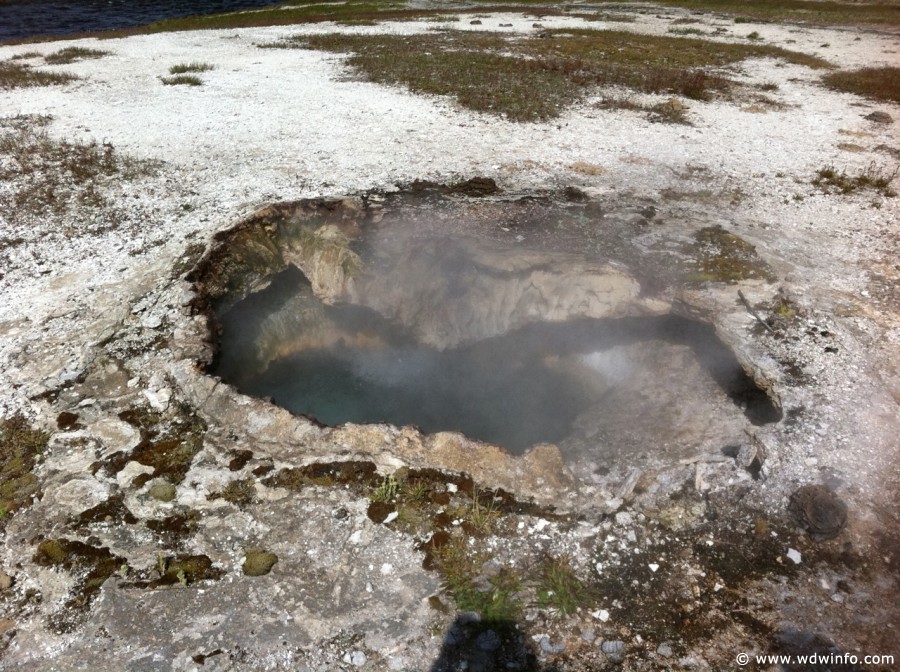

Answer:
[657,643,673,657]
[602,639,625,662]
[788,485,848,540]
[343,650,367,666]
[540,636,565,654]
[864,111,893,124]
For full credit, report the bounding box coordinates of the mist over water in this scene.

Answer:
[213,265,779,454]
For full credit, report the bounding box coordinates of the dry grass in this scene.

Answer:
[278,28,827,122]
[0,60,77,89]
[598,96,692,124]
[44,46,110,64]
[822,67,900,105]
[0,115,157,223]
[812,163,897,197]
[636,0,900,26]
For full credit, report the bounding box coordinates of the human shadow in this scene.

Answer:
[428,614,547,672]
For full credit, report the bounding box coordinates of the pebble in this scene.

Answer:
[0,571,11,590]
[602,639,626,662]
[591,609,610,622]
[657,643,673,658]
[539,636,565,654]
[343,651,367,666]
[786,548,802,564]
[581,627,596,643]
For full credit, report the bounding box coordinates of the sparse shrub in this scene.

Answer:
[370,474,398,503]
[812,163,897,197]
[747,31,762,40]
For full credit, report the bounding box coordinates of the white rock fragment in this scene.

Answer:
[343,651,367,666]
[649,563,659,572]
[787,548,802,564]
[533,519,549,532]
[591,609,610,622]
[446,483,458,493]
[383,511,399,524]
[380,563,393,575]
[116,461,156,489]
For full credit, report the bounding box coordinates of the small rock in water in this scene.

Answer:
[788,485,848,540]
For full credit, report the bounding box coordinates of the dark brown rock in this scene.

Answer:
[788,485,848,541]
[367,501,395,524]
[450,176,498,197]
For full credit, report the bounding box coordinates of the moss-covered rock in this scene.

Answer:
[148,481,177,502]
[242,550,278,577]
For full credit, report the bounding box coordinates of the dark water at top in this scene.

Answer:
[0,0,283,42]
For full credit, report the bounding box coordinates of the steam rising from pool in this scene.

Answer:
[212,265,779,454]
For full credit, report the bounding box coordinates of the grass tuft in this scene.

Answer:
[0,60,78,89]
[168,62,214,74]
[822,66,900,105]
[44,47,110,65]
[160,74,203,86]
[434,538,523,622]
[536,556,595,616]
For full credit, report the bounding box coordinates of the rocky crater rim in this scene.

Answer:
[181,184,785,508]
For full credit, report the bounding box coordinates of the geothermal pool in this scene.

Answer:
[212,264,778,454]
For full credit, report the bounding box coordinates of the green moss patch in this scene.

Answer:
[210,477,256,507]
[0,415,49,524]
[33,538,123,633]
[687,225,777,284]
[148,481,177,502]
[242,550,278,577]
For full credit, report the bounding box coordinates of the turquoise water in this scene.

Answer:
[213,268,779,454]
